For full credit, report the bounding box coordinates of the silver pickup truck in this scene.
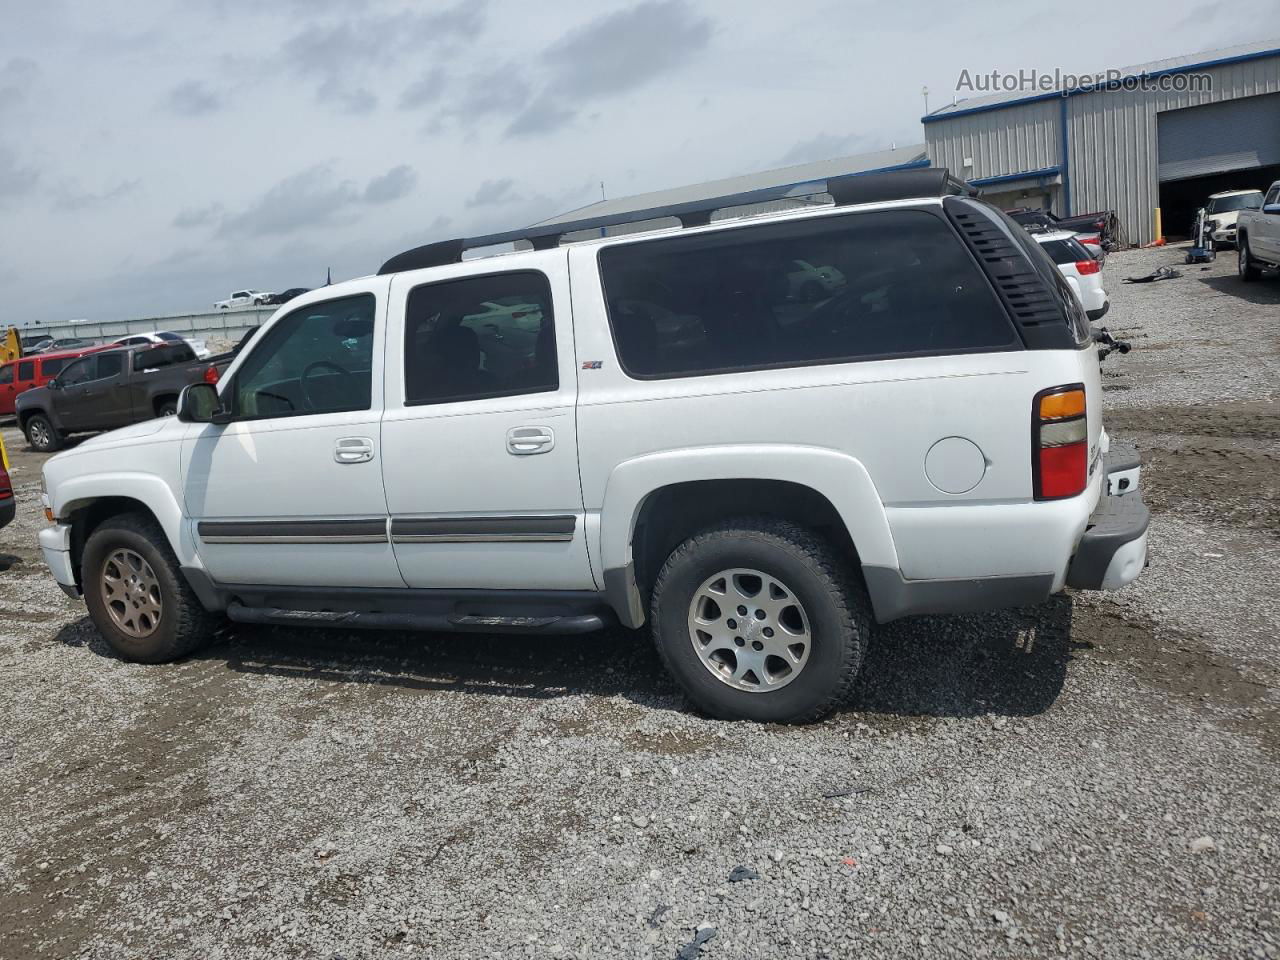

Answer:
[1237,180,1280,280]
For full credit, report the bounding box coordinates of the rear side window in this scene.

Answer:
[19,360,34,380]
[0,364,12,385]
[1039,238,1091,265]
[39,357,67,377]
[403,271,558,405]
[97,353,124,379]
[599,209,1017,379]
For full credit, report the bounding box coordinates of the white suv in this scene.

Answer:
[37,169,1148,723]
[1033,229,1109,320]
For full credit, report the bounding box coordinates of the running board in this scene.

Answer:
[225,602,606,634]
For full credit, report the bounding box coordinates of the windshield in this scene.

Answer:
[156,331,184,341]
[1207,193,1263,213]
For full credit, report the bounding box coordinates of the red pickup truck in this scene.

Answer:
[0,345,106,418]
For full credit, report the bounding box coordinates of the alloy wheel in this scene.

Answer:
[687,568,811,692]
[101,549,163,639]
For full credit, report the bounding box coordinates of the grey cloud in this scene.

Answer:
[283,1,486,113]
[363,165,417,204]
[0,145,39,200]
[219,165,417,236]
[54,179,141,211]
[543,1,712,98]
[167,79,222,116]
[0,57,38,111]
[444,67,530,123]
[506,96,576,138]
[399,68,447,110]
[173,203,225,229]
[465,178,518,208]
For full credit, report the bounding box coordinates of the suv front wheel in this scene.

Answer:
[1239,238,1262,281]
[650,518,869,723]
[82,513,218,663]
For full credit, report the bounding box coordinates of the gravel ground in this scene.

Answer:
[1,244,1278,960]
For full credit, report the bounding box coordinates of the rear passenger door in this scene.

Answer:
[381,251,595,590]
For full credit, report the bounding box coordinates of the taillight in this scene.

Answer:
[203,365,219,384]
[1075,259,1101,275]
[1033,384,1087,500]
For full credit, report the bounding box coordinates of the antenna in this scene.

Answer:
[922,85,929,115]
[600,181,607,202]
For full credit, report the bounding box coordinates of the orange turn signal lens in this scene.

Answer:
[44,507,55,522]
[1038,388,1086,421]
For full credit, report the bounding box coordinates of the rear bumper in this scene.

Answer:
[1065,488,1149,591]
[1086,300,1110,321]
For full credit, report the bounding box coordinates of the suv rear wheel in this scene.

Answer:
[82,513,218,663]
[1239,238,1262,281]
[650,518,869,723]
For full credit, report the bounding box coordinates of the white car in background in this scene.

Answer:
[215,290,273,309]
[1034,230,1109,320]
[1204,189,1265,249]
[112,330,211,359]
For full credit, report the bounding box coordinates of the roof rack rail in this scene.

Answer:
[378,167,973,276]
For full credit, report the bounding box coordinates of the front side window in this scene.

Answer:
[404,271,557,405]
[1265,186,1280,208]
[18,360,34,380]
[58,357,94,386]
[231,293,376,420]
[599,209,1017,379]
[39,357,67,378]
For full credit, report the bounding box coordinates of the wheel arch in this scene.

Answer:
[597,445,897,627]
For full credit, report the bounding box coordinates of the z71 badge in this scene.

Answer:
[582,360,603,370]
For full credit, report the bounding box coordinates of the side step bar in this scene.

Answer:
[225,602,606,635]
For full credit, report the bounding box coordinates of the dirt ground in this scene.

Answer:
[1,243,1278,960]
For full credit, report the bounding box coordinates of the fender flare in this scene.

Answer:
[596,444,898,627]
[54,472,201,570]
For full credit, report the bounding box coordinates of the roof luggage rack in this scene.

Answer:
[378,167,975,275]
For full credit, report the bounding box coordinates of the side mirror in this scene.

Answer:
[177,383,224,423]
[46,378,60,390]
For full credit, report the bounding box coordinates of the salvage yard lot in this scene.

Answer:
[1,245,1278,959]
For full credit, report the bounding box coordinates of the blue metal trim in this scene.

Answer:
[921,46,1280,124]
[1059,98,1071,217]
[968,166,1060,187]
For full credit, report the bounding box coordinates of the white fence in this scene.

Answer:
[34,307,277,344]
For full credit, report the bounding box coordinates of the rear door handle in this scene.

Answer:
[507,425,554,455]
[335,436,374,464]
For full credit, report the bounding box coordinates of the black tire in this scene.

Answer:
[24,413,61,452]
[650,518,870,723]
[156,398,178,418]
[82,513,218,663]
[1239,238,1262,282]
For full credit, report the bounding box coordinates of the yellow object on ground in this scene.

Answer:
[2,326,20,363]
[0,432,9,472]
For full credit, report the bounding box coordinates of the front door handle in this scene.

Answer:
[335,436,374,464]
[507,425,554,455]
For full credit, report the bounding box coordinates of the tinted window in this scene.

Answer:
[404,271,557,405]
[136,344,195,370]
[0,364,12,385]
[156,332,184,342]
[599,209,1016,379]
[18,360,35,380]
[232,293,375,419]
[97,353,124,379]
[1266,186,1280,207]
[1039,238,1091,265]
[39,357,69,377]
[59,358,94,385]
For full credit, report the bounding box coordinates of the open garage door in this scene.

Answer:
[1157,93,1280,182]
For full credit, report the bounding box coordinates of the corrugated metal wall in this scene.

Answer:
[1068,58,1280,244]
[925,100,1059,181]
[926,53,1280,245]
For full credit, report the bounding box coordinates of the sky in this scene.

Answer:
[0,0,1273,326]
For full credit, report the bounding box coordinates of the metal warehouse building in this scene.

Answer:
[924,40,1280,245]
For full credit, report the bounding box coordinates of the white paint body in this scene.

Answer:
[40,195,1125,610]
[1237,181,1280,262]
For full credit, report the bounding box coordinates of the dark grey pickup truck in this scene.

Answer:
[15,343,214,452]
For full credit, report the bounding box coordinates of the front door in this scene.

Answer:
[380,252,595,591]
[181,280,403,588]
[50,355,117,432]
